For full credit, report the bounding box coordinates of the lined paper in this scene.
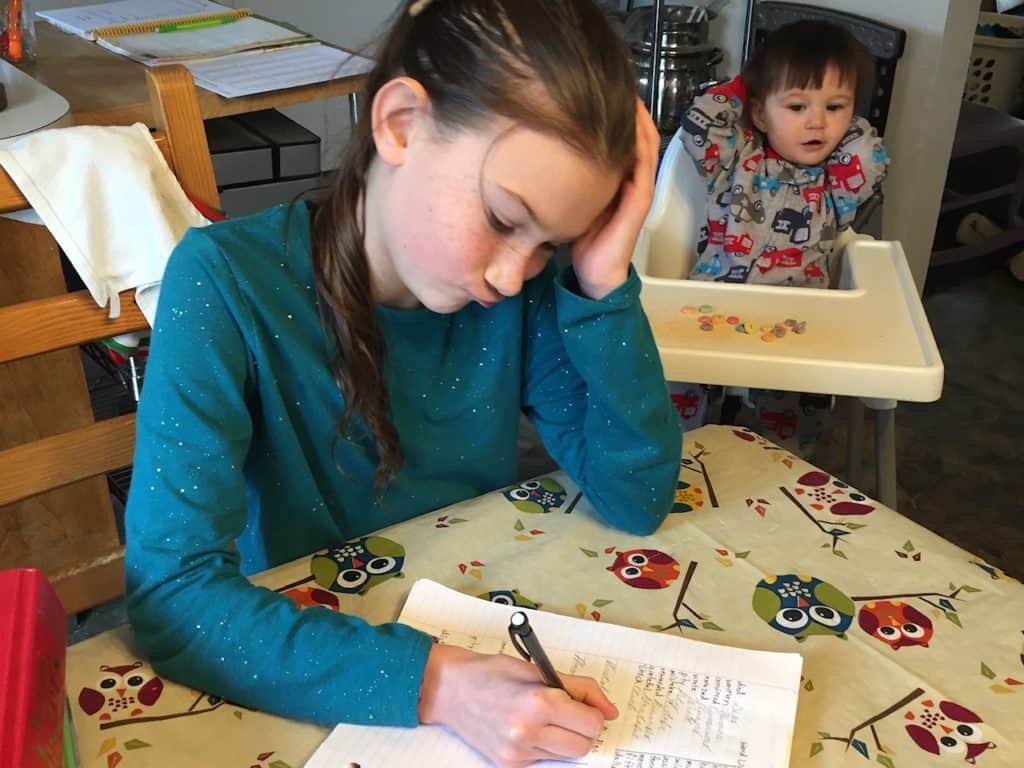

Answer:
[305,579,803,768]
[183,44,374,98]
[36,0,228,40]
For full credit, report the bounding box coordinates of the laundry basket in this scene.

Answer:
[964,11,1024,114]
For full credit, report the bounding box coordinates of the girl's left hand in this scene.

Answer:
[571,99,659,300]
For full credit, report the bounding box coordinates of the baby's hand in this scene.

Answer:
[570,99,659,300]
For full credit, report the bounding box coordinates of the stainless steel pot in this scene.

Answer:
[622,6,723,135]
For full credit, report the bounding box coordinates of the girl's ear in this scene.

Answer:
[750,98,768,133]
[371,76,431,167]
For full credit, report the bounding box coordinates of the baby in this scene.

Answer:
[680,19,888,286]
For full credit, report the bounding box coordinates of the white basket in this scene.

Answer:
[964,11,1024,114]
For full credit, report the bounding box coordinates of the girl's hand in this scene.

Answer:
[570,99,659,300]
[419,644,618,767]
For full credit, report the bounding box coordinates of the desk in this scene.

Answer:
[21,23,368,126]
[65,426,1024,767]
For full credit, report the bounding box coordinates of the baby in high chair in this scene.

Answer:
[674,19,890,453]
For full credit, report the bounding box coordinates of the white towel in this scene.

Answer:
[0,123,209,326]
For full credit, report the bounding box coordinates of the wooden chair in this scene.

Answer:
[0,66,219,616]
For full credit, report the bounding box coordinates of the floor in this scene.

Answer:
[69,258,1023,643]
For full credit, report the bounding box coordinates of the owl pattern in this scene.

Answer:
[78,661,164,721]
[502,477,567,514]
[478,589,542,609]
[607,548,681,590]
[858,600,933,650]
[904,699,997,763]
[753,573,855,640]
[791,471,874,516]
[310,535,406,595]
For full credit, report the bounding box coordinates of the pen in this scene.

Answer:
[157,16,238,34]
[508,611,568,692]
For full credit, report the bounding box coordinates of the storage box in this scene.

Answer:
[204,117,273,187]
[219,176,324,219]
[964,11,1024,114]
[233,109,321,179]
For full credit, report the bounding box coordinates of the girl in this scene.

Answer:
[124,1,682,766]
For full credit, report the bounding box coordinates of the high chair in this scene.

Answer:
[0,66,219,616]
[632,129,943,507]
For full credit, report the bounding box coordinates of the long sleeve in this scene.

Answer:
[124,229,432,727]
[827,116,889,229]
[520,263,682,536]
[678,75,752,185]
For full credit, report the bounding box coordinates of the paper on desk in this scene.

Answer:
[95,15,309,65]
[182,44,375,99]
[305,579,803,768]
[36,0,228,40]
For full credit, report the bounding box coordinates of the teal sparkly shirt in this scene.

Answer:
[124,202,681,728]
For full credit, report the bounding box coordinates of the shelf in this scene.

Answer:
[930,226,1024,267]
[940,183,1018,214]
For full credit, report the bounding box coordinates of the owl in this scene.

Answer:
[858,600,933,650]
[311,535,406,595]
[904,698,997,763]
[790,471,874,515]
[283,585,341,612]
[607,548,680,589]
[752,573,855,640]
[502,477,567,513]
[478,589,541,609]
[78,661,163,721]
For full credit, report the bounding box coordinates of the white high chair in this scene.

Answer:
[633,129,944,507]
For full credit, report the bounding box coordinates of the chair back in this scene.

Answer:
[0,66,218,615]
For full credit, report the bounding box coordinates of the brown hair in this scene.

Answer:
[743,20,874,111]
[311,0,637,491]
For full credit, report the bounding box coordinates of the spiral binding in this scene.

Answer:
[94,8,251,38]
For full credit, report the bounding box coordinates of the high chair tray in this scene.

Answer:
[636,237,943,402]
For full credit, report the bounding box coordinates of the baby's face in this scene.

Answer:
[751,65,855,166]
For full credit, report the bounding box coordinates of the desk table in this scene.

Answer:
[66,426,1024,767]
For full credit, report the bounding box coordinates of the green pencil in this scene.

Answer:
[157,16,238,34]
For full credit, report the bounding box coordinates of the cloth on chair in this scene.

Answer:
[0,123,209,326]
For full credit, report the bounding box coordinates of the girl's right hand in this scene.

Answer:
[418,643,619,767]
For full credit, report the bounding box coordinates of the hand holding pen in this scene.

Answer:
[508,611,568,692]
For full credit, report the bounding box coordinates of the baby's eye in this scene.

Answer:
[786,104,804,112]
[827,104,847,112]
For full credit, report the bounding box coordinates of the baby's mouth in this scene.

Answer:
[802,139,824,148]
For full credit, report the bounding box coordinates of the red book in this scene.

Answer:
[0,569,67,768]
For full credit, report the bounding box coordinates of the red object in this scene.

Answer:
[0,569,67,768]
[827,153,867,193]
[185,193,229,222]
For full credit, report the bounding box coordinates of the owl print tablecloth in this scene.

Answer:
[66,425,1024,767]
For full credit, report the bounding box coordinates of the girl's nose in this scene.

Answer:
[484,246,528,298]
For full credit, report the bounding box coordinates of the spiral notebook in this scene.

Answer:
[306,579,803,768]
[37,0,311,66]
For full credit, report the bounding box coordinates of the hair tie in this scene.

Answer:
[409,0,436,16]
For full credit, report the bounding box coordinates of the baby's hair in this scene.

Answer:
[310,0,637,492]
[742,20,874,111]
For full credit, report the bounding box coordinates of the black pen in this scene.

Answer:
[508,611,568,692]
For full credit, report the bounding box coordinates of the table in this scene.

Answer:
[20,23,368,126]
[65,425,1024,767]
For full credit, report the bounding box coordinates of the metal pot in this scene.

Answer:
[622,6,723,135]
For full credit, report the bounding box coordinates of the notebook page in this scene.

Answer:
[36,0,228,40]
[184,45,375,98]
[95,16,307,63]
[305,579,802,768]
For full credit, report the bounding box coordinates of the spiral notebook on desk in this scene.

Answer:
[38,1,311,66]
[306,579,803,768]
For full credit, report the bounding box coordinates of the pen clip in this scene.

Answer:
[508,612,532,663]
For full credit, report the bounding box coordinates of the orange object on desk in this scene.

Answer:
[0,568,67,767]
[4,0,24,62]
